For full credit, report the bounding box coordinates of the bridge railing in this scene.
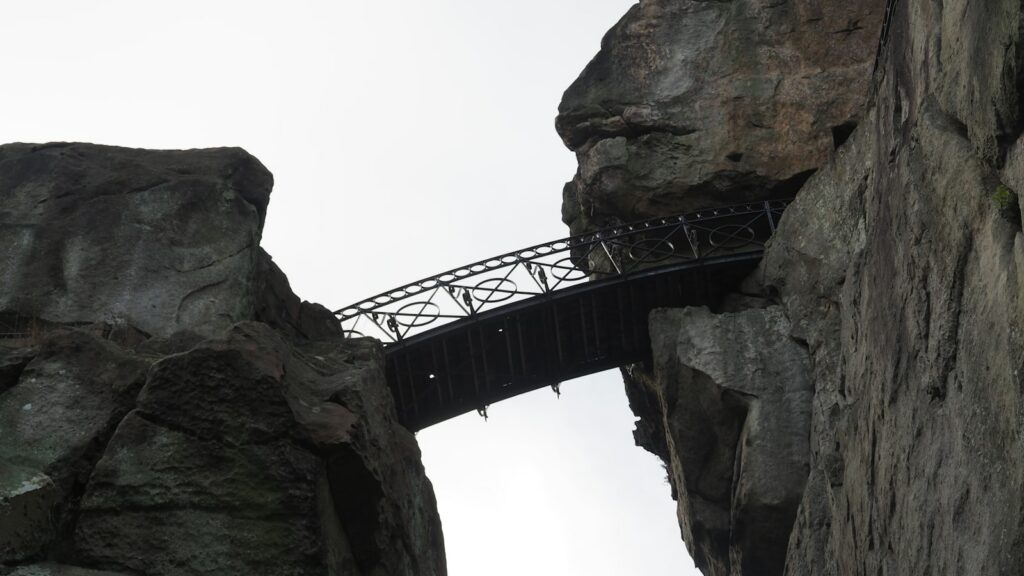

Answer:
[335,200,788,343]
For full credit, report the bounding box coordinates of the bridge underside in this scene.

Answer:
[387,254,761,431]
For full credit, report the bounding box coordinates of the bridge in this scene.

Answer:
[336,200,788,431]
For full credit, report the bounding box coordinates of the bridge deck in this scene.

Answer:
[337,201,787,431]
[387,255,760,430]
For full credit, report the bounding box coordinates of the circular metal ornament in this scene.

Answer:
[627,238,676,263]
[550,257,589,281]
[394,301,442,328]
[708,224,756,249]
[472,278,518,303]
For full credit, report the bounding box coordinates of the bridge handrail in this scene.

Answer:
[336,199,789,343]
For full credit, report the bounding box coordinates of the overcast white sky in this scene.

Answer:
[0,2,700,574]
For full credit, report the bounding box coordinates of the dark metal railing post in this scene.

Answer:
[683,223,700,259]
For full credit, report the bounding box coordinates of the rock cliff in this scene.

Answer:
[0,144,445,576]
[558,0,886,234]
[561,0,1024,574]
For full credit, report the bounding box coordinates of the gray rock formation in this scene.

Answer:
[0,145,445,575]
[557,0,886,234]
[758,0,1024,571]
[562,0,1024,574]
[628,307,812,576]
[0,143,270,338]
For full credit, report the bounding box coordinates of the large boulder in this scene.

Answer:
[0,143,271,338]
[557,0,886,233]
[0,330,147,563]
[73,323,445,576]
[0,144,445,575]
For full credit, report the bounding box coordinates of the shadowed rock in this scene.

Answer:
[0,144,445,575]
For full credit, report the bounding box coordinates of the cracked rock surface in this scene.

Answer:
[557,0,885,233]
[0,143,271,338]
[0,145,445,576]
[758,0,1024,572]
[627,307,812,576]
[563,0,1024,574]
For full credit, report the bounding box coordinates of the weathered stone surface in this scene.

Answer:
[0,346,35,393]
[558,0,1024,573]
[0,143,271,338]
[557,0,886,233]
[71,323,321,576]
[134,322,294,446]
[0,144,445,574]
[287,337,447,576]
[255,249,344,341]
[2,563,132,576]
[0,331,147,481]
[80,412,321,516]
[73,323,445,576]
[0,330,146,563]
[0,466,60,563]
[756,1,1024,573]
[75,415,325,576]
[631,306,811,576]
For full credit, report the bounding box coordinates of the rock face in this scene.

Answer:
[557,0,886,234]
[0,145,445,575]
[759,0,1024,571]
[0,143,271,338]
[562,0,1024,574]
[627,307,812,576]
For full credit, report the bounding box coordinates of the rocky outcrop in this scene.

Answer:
[627,307,812,576]
[0,145,445,575]
[0,330,147,563]
[557,0,887,234]
[558,0,887,572]
[563,0,1024,574]
[0,144,272,338]
[757,0,1024,571]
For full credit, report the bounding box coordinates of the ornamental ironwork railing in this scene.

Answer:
[335,200,788,343]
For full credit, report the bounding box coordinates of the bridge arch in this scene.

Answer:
[337,200,788,431]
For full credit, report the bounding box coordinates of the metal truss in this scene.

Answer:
[336,200,788,344]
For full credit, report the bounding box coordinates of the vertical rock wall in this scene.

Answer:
[560,0,1024,574]
[557,0,886,573]
[629,307,813,576]
[761,0,1024,572]
[0,144,446,576]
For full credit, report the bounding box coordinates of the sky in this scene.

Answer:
[0,2,700,574]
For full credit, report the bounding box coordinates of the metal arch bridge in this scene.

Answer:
[336,200,788,431]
